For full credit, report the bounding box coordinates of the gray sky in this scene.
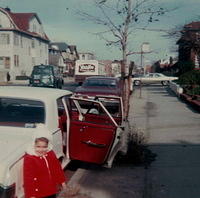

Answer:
[1,0,200,65]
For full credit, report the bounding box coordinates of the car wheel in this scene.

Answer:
[134,80,141,86]
[161,81,169,86]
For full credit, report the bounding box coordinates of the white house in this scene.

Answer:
[49,42,79,76]
[78,52,95,60]
[0,7,49,81]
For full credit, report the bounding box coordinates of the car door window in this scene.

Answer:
[57,98,67,132]
[69,97,118,128]
[70,100,110,125]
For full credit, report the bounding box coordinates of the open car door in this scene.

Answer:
[68,95,125,166]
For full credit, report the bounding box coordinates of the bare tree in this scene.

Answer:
[72,0,171,120]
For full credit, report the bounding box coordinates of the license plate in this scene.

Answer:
[34,80,40,83]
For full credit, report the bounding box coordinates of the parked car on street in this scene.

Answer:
[74,76,122,97]
[0,86,127,198]
[132,73,178,86]
[29,64,64,88]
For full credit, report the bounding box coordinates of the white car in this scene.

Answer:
[132,73,178,86]
[0,86,127,198]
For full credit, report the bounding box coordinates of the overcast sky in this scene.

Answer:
[1,0,200,65]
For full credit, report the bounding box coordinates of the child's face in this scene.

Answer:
[34,140,48,156]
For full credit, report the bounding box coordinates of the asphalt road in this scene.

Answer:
[131,85,200,198]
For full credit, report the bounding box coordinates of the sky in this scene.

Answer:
[0,0,200,65]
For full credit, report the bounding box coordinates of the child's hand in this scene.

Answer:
[61,182,67,190]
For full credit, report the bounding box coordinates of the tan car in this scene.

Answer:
[132,73,178,86]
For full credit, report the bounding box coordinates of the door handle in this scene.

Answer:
[80,126,87,132]
[82,140,106,148]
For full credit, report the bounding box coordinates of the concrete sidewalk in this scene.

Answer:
[0,80,28,85]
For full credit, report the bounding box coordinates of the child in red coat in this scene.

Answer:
[23,136,66,198]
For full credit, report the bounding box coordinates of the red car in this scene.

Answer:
[74,76,122,97]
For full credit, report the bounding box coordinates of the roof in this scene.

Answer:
[0,8,49,41]
[0,86,72,101]
[184,21,200,30]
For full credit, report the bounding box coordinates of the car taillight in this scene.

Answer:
[0,183,15,198]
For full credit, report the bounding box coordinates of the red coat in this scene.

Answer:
[23,150,66,198]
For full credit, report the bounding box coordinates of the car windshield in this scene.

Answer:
[32,67,53,75]
[0,98,45,127]
[132,74,144,77]
[83,79,117,88]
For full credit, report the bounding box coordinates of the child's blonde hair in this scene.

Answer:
[35,137,49,144]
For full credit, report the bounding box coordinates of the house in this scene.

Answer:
[0,7,49,81]
[49,43,66,74]
[78,52,95,60]
[62,45,79,76]
[177,21,200,70]
[49,42,79,76]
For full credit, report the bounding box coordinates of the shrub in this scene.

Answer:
[177,61,194,76]
[115,125,156,168]
[187,86,200,95]
[178,70,200,86]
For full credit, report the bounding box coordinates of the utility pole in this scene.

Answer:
[139,42,150,98]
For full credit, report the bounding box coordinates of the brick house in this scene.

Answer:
[177,21,200,69]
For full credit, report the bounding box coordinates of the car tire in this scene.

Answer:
[161,81,169,86]
[134,80,141,86]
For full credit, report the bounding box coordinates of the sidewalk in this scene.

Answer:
[0,80,28,85]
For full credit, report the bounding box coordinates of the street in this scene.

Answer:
[64,84,200,198]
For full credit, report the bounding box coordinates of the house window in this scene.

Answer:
[32,57,35,66]
[14,55,19,67]
[31,39,35,48]
[0,57,10,68]
[14,34,19,46]
[33,24,36,32]
[0,33,10,45]
[5,57,10,68]
[0,57,4,66]
[20,36,23,48]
